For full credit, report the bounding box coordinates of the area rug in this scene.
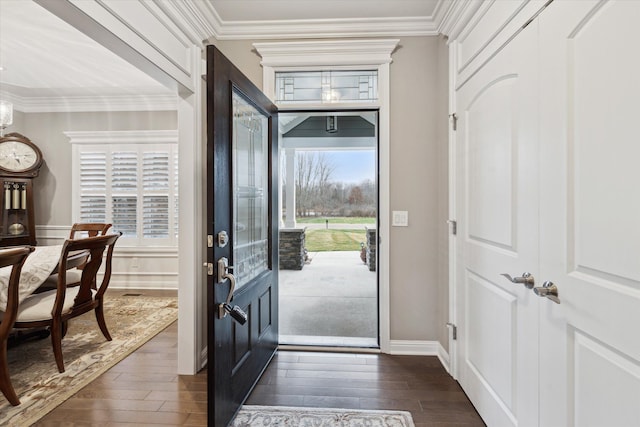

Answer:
[232,406,415,427]
[0,294,178,426]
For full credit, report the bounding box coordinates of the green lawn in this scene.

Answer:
[296,217,376,224]
[305,229,366,252]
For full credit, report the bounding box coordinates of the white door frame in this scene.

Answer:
[254,39,398,352]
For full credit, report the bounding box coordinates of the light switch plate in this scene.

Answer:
[392,210,409,227]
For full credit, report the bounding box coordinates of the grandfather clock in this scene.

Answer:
[0,133,43,247]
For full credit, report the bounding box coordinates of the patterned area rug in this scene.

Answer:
[232,406,415,427]
[0,294,178,426]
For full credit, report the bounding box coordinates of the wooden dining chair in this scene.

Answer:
[0,246,35,406]
[68,223,112,239]
[12,232,121,373]
[40,223,113,291]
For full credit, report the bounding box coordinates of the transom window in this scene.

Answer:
[67,130,179,247]
[275,70,378,104]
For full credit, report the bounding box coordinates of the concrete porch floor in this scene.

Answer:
[278,250,378,348]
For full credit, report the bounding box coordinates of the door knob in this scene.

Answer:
[216,257,247,324]
[533,281,560,304]
[501,272,535,289]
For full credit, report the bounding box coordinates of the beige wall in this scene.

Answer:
[388,36,447,342]
[11,110,176,226]
[212,36,450,345]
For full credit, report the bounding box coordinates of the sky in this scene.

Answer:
[325,150,376,184]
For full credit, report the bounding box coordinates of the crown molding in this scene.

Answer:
[176,0,458,41]
[438,0,485,41]
[0,91,177,113]
[153,0,220,45]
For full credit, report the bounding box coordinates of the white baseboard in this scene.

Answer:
[438,342,451,374]
[389,339,440,355]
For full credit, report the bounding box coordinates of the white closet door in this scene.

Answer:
[454,22,540,427]
[539,1,640,426]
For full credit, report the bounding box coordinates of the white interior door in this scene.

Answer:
[454,23,540,427]
[538,1,640,426]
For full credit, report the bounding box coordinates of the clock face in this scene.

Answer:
[0,140,39,172]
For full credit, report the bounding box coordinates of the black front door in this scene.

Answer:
[206,45,279,427]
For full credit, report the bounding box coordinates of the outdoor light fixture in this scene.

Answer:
[326,115,338,133]
[0,100,13,136]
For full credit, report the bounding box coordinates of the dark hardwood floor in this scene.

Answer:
[34,305,484,426]
[246,351,485,427]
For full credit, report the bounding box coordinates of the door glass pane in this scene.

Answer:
[233,89,269,289]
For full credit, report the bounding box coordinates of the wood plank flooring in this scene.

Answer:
[33,302,484,426]
[246,351,485,427]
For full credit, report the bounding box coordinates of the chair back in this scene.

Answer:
[53,233,121,316]
[67,223,113,271]
[0,247,34,332]
[0,246,34,405]
[69,223,112,239]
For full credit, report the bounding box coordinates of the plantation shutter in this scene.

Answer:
[143,151,170,239]
[112,151,138,237]
[79,152,107,223]
[71,131,178,247]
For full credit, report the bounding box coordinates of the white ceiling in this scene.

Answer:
[0,0,444,102]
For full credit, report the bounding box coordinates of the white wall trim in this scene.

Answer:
[255,39,398,355]
[389,339,438,355]
[438,342,451,374]
[388,339,441,356]
[0,90,177,113]
[176,46,205,375]
[254,39,399,68]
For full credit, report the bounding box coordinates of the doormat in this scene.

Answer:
[232,405,415,426]
[0,294,178,426]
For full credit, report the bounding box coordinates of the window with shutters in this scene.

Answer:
[67,130,179,247]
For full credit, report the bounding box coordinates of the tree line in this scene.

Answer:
[285,152,376,217]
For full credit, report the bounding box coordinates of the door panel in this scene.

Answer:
[455,23,539,427]
[539,1,640,425]
[207,45,279,427]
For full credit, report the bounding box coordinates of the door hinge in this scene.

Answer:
[449,113,457,131]
[447,220,457,235]
[446,323,457,340]
[207,235,214,248]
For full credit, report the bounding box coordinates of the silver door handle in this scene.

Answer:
[216,257,247,324]
[533,281,560,304]
[501,272,535,289]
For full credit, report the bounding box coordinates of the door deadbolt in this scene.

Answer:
[217,230,229,248]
